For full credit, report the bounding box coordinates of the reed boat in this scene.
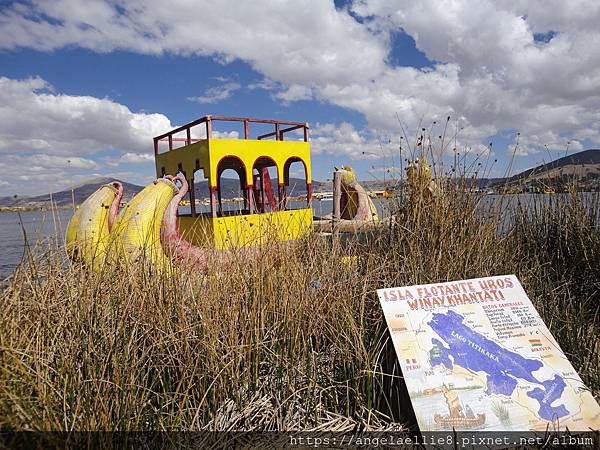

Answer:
[433,386,487,430]
[66,115,382,270]
[434,413,486,428]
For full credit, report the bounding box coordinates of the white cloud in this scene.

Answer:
[1,0,600,183]
[311,122,399,160]
[248,78,279,91]
[0,76,172,195]
[1,153,97,174]
[289,167,305,177]
[118,152,154,164]
[276,84,314,103]
[348,0,600,150]
[0,73,246,194]
[213,131,240,139]
[38,154,98,169]
[188,81,241,104]
[0,76,173,156]
[312,122,369,158]
[0,0,386,87]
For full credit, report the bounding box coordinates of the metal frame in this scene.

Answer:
[154,115,310,155]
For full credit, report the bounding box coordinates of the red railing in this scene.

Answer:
[154,115,309,155]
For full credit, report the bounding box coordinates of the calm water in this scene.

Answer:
[1,193,596,281]
[0,200,335,281]
[0,209,73,281]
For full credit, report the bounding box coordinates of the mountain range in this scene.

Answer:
[1,149,598,208]
[0,177,327,208]
[499,148,600,189]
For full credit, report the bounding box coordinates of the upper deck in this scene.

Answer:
[154,115,309,154]
[153,115,312,220]
[153,116,311,184]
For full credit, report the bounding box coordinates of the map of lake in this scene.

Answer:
[377,275,600,432]
[429,310,568,421]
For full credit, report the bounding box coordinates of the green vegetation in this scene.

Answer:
[491,401,511,426]
[0,188,598,431]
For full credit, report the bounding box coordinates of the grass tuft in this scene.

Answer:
[0,189,598,431]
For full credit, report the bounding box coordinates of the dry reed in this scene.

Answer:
[0,189,598,432]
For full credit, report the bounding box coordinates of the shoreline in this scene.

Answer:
[0,205,76,213]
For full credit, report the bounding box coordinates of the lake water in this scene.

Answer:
[0,208,74,281]
[0,199,336,281]
[1,193,597,282]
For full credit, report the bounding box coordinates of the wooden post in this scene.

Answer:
[206,118,212,139]
[218,184,223,215]
[189,177,196,217]
[278,184,285,211]
[243,185,250,212]
[253,173,264,213]
[210,187,218,218]
[247,186,255,214]
[332,170,341,236]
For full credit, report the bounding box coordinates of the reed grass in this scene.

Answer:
[0,188,598,432]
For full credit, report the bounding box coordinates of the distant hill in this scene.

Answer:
[195,177,329,198]
[495,149,600,190]
[0,177,145,208]
[508,149,600,181]
[0,176,326,208]
[3,149,598,208]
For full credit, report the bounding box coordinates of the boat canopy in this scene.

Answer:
[154,115,312,218]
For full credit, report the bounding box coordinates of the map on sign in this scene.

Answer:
[377,275,600,431]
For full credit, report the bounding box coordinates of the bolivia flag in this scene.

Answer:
[529,339,543,347]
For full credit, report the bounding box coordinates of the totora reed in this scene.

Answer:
[0,188,599,432]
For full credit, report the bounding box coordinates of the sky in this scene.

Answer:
[0,0,599,196]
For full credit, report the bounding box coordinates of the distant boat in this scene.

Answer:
[316,192,334,200]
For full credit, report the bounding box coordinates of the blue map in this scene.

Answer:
[428,310,569,421]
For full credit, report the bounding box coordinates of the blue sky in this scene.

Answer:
[0,0,599,196]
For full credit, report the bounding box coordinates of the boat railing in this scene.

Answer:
[154,115,310,155]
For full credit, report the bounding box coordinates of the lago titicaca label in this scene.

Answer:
[377,275,600,431]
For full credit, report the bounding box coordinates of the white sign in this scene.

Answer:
[377,275,600,431]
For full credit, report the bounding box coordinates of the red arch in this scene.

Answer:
[216,155,248,186]
[252,155,279,212]
[283,156,308,184]
[283,157,310,207]
[252,155,278,173]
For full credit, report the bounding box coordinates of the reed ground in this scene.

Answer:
[0,190,598,432]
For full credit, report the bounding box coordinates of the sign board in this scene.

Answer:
[377,275,600,431]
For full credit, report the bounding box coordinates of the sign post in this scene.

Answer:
[377,275,600,432]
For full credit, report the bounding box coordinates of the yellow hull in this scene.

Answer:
[111,179,177,267]
[66,177,313,271]
[177,208,312,249]
[65,182,122,271]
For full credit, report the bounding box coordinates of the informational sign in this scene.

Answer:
[377,275,600,431]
